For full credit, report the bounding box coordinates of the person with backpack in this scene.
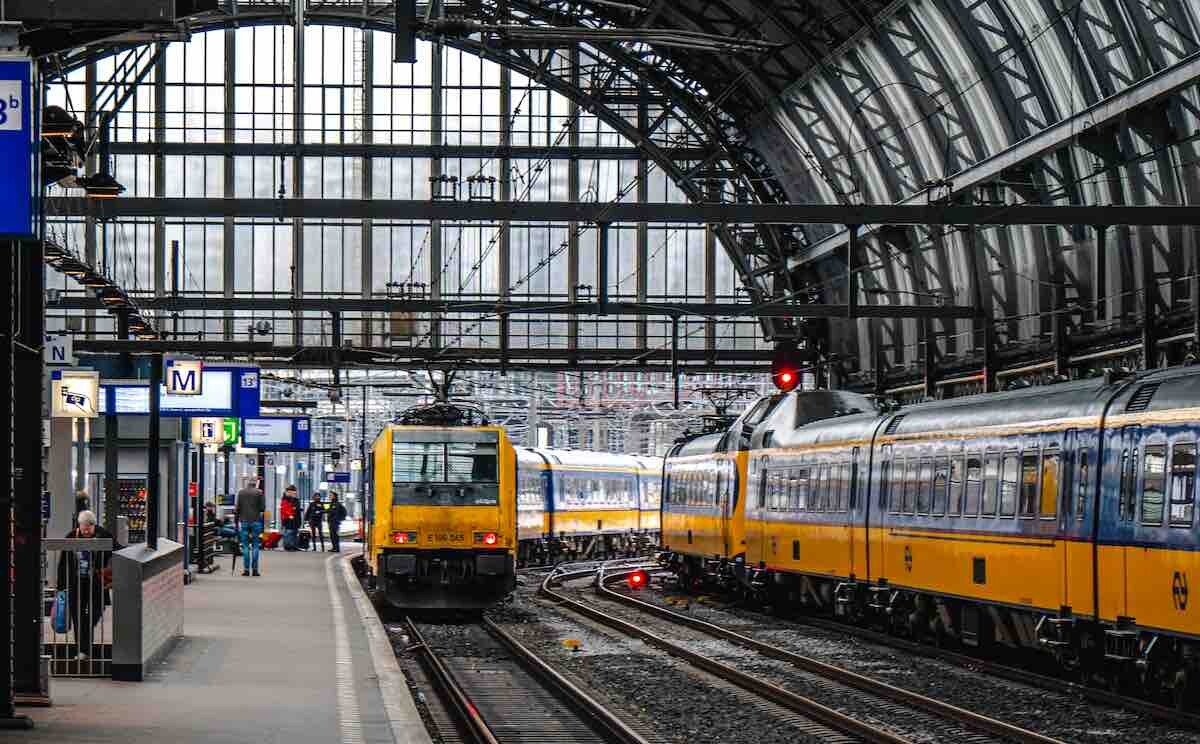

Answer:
[304,494,326,552]
[280,485,301,551]
[327,493,347,553]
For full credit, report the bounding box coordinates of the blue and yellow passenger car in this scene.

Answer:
[664,370,1200,706]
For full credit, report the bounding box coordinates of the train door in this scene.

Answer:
[849,447,861,578]
[1104,425,1141,621]
[717,460,734,557]
[869,445,892,583]
[1058,429,1076,612]
[751,456,770,566]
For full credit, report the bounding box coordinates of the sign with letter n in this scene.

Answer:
[0,55,35,239]
[165,358,203,395]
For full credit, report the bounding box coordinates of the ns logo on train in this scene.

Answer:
[1173,571,1189,612]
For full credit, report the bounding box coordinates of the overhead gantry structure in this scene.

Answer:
[17,0,1200,391]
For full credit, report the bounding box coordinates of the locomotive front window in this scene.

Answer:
[446,443,498,483]
[392,436,500,506]
[393,442,446,483]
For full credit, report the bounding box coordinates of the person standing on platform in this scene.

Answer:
[304,494,326,552]
[280,485,301,551]
[235,479,266,576]
[327,493,347,553]
[57,510,124,661]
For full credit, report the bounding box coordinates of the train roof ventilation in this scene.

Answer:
[1125,382,1162,413]
[883,414,906,436]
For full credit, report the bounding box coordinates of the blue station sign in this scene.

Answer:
[240,416,312,451]
[100,367,261,418]
[0,56,35,239]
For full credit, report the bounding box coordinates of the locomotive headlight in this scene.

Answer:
[474,531,498,546]
[392,531,418,544]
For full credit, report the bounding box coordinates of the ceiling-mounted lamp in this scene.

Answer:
[98,289,130,308]
[77,173,125,199]
[80,274,110,289]
[42,105,83,139]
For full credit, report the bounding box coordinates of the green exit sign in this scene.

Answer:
[222,418,239,446]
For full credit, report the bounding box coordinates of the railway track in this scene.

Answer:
[541,566,1065,744]
[780,601,1200,732]
[403,616,655,744]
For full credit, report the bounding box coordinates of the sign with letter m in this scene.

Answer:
[165,358,203,395]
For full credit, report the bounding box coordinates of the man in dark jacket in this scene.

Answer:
[327,493,347,552]
[304,494,326,552]
[56,510,124,660]
[235,480,266,576]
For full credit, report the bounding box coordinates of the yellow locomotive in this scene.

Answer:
[369,408,517,610]
[368,404,663,610]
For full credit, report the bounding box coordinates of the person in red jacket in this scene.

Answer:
[280,485,302,551]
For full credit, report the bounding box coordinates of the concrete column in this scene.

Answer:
[46,418,77,543]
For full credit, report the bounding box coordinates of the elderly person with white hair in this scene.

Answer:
[56,510,124,660]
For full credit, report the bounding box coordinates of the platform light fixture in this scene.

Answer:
[78,173,125,199]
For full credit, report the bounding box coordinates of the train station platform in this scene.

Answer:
[10,550,431,744]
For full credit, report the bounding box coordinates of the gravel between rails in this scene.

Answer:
[487,580,854,744]
[554,581,1025,744]
[607,575,1200,744]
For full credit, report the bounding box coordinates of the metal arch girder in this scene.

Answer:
[792,50,1200,268]
[50,1,792,338]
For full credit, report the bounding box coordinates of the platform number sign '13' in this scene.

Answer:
[1173,571,1189,612]
[0,79,20,131]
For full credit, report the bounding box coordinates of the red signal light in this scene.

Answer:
[628,569,648,589]
[771,344,812,392]
[393,531,417,544]
[483,532,498,546]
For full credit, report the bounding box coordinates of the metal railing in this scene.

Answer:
[43,538,116,678]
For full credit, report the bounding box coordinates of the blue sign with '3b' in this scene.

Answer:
[0,57,35,239]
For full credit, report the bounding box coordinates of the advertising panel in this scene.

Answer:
[51,369,100,418]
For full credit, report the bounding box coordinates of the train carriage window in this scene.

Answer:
[982,454,1000,516]
[787,468,800,510]
[1040,448,1061,519]
[917,459,934,515]
[1140,444,1167,527]
[1120,448,1138,521]
[1019,452,1040,518]
[888,457,903,514]
[948,456,964,516]
[933,457,949,516]
[1170,442,1196,528]
[797,468,810,511]
[964,455,983,516]
[839,462,852,512]
[774,470,788,511]
[1000,454,1020,517]
[903,459,920,514]
[879,446,892,510]
[1076,451,1089,521]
